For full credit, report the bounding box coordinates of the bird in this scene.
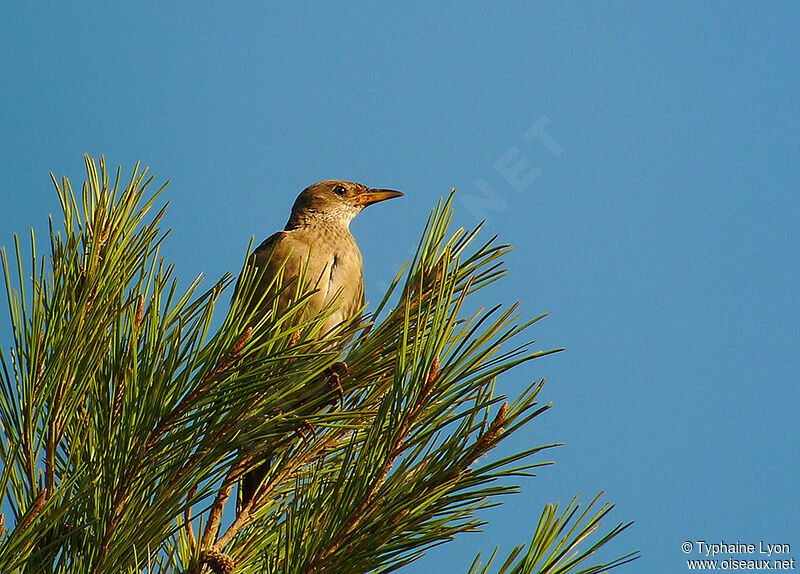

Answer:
[236,179,403,513]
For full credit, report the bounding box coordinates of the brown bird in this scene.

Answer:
[237,179,402,512]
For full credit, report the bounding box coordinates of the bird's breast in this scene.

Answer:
[325,241,363,300]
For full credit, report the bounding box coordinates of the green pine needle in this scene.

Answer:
[0,158,636,574]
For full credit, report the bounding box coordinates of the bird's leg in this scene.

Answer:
[330,361,348,376]
[324,361,348,407]
[302,419,317,440]
[293,419,317,443]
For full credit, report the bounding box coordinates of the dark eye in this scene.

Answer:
[333,185,346,196]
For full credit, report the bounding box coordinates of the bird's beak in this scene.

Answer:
[354,189,404,206]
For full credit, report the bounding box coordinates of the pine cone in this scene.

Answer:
[202,548,235,574]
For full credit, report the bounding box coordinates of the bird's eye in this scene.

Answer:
[333,185,346,196]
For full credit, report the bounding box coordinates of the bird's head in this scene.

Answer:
[287,180,403,228]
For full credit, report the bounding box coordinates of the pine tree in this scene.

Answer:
[0,157,638,573]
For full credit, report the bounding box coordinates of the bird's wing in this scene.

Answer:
[233,231,278,299]
[235,230,364,336]
[234,231,306,312]
[251,231,309,284]
[238,230,342,325]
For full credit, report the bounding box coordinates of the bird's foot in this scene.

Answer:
[324,361,348,406]
[329,361,348,376]
[294,419,317,444]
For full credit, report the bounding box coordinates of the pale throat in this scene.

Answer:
[285,205,361,231]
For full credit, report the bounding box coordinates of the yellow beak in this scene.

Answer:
[354,189,404,206]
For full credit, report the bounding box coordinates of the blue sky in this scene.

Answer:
[2,2,798,572]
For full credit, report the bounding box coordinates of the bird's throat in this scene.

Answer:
[285,207,356,231]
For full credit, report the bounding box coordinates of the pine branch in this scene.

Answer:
[202,459,248,549]
[0,160,636,574]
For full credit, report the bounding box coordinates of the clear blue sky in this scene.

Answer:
[1,3,798,572]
